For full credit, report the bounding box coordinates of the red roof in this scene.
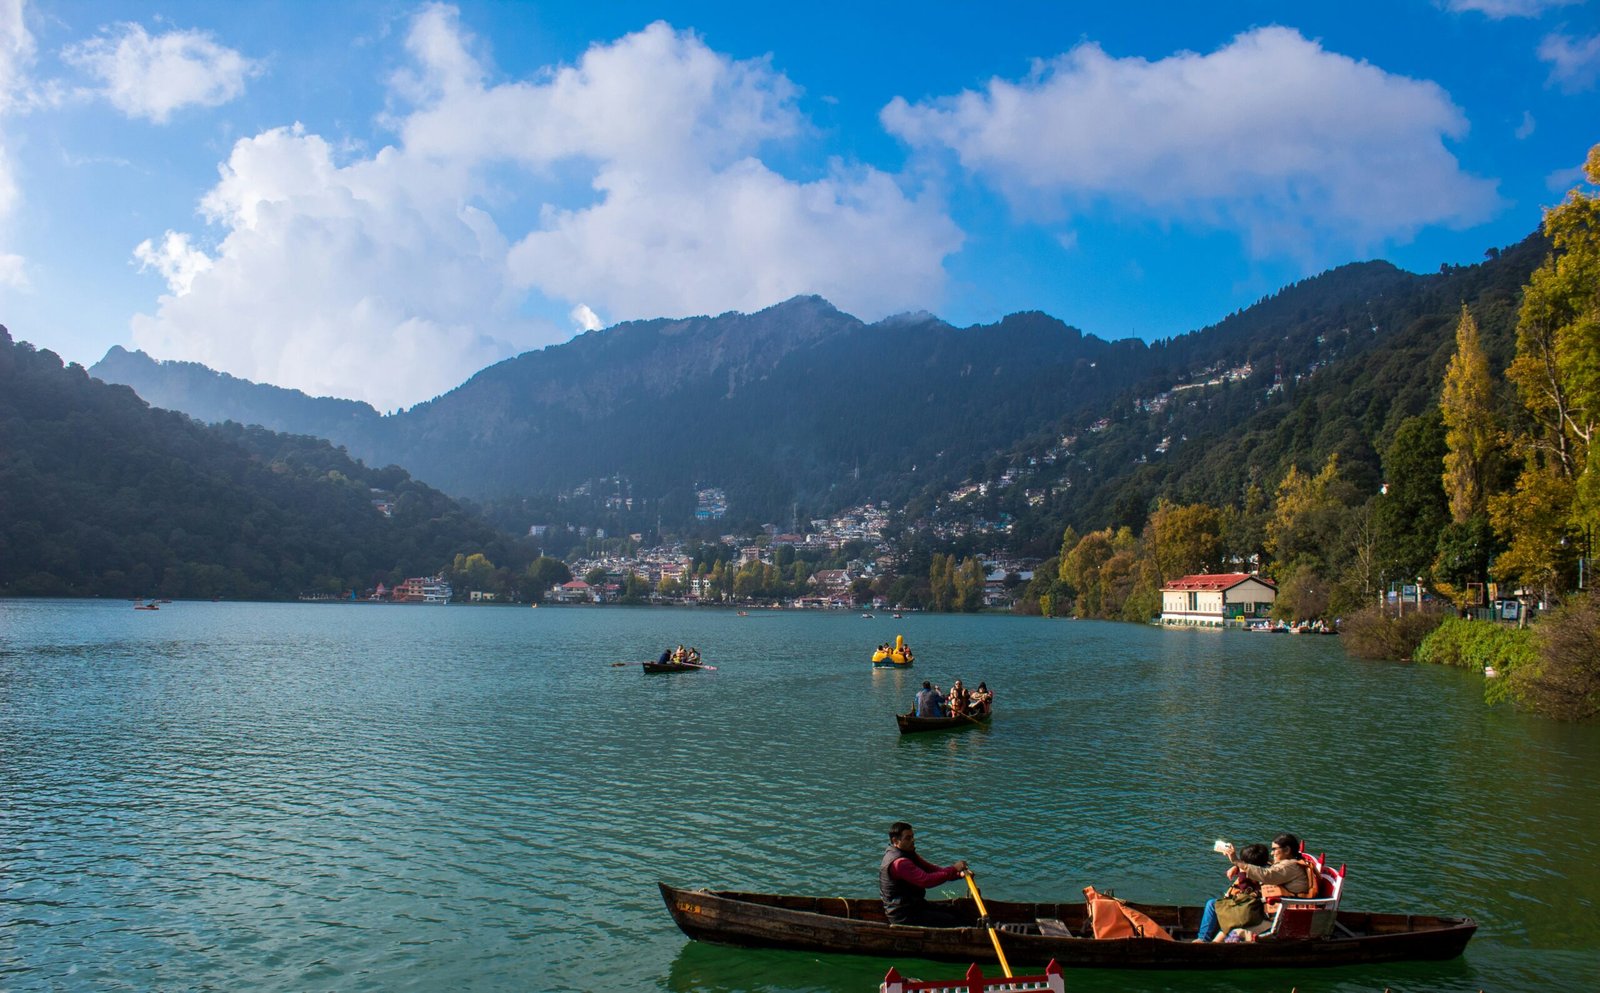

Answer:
[1162,572,1275,592]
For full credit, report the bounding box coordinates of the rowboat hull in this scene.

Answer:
[643,662,709,673]
[896,712,992,734]
[658,884,1475,970]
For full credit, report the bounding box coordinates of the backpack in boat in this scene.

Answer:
[1082,886,1174,941]
[1213,887,1265,932]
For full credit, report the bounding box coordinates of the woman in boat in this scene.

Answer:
[970,682,992,715]
[1225,834,1316,905]
[879,822,970,927]
[686,647,701,666]
[946,679,968,716]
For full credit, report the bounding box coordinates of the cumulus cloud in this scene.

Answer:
[131,5,960,409]
[882,26,1500,258]
[131,123,532,410]
[405,15,960,320]
[0,0,32,287]
[63,22,260,123]
[571,303,603,332]
[133,230,212,294]
[1441,0,1583,18]
[1539,31,1600,91]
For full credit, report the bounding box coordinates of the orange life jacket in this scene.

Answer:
[1260,858,1319,906]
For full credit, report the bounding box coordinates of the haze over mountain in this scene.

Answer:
[91,231,1545,553]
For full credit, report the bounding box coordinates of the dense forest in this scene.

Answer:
[0,327,535,600]
[1000,147,1600,720]
[93,234,1548,551]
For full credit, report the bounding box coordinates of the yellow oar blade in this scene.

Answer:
[964,872,1013,978]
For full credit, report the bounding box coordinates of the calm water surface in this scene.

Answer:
[1,600,1596,992]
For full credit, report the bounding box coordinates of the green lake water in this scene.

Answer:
[1,599,1596,992]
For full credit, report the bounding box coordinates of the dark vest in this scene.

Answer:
[879,844,929,922]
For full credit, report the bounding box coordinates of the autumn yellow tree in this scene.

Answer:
[1493,142,1600,592]
[1060,526,1141,619]
[1145,499,1225,584]
[1440,305,1499,523]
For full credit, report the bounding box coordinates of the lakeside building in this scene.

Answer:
[393,576,453,604]
[1159,573,1276,627]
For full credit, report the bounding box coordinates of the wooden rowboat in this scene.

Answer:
[896,711,992,734]
[642,661,714,673]
[657,884,1475,970]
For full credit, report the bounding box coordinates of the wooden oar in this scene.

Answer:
[964,872,1012,978]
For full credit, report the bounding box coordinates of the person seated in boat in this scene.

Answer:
[946,679,968,716]
[970,682,992,715]
[1194,843,1270,942]
[879,822,970,927]
[657,647,672,665]
[686,647,701,665]
[1225,834,1316,910]
[672,644,688,663]
[913,680,944,718]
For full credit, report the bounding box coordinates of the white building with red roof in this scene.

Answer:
[1160,573,1276,627]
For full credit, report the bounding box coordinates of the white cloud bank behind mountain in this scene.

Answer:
[129,9,1501,411]
[130,6,961,410]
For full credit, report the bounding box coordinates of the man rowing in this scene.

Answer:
[879,821,970,926]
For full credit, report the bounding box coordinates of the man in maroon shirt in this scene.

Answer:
[878,821,971,926]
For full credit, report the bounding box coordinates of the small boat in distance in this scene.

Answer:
[133,600,159,610]
[872,634,914,667]
[642,660,716,673]
[897,710,992,734]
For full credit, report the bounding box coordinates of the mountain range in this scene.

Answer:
[89,231,1547,557]
[1,326,524,599]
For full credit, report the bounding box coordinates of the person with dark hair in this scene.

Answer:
[879,822,970,927]
[946,679,968,716]
[971,682,993,715]
[1194,843,1270,942]
[913,681,943,718]
[1225,834,1316,905]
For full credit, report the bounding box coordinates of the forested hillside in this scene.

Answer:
[92,232,1551,545]
[1,327,526,599]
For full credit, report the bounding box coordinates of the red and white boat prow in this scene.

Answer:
[880,960,1064,993]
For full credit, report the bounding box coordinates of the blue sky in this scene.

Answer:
[1,0,1597,410]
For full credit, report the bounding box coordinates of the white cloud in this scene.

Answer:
[0,0,32,287]
[1441,0,1583,18]
[131,5,961,409]
[882,26,1500,258]
[133,230,212,295]
[131,123,536,410]
[63,22,260,123]
[1515,110,1537,139]
[1539,32,1600,92]
[571,303,603,332]
[0,0,34,114]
